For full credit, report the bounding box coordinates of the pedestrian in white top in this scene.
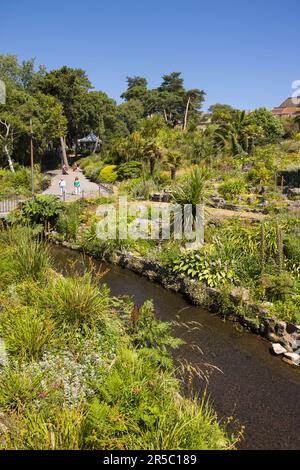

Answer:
[59,178,67,198]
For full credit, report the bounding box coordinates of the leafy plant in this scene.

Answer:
[44,273,110,329]
[218,179,246,200]
[99,165,118,183]
[172,251,237,287]
[0,306,56,360]
[15,195,64,227]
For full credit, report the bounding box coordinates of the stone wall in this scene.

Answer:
[55,238,300,360]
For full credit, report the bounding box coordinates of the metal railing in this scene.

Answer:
[0,195,22,215]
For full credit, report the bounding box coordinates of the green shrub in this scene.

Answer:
[1,306,56,360]
[132,179,157,200]
[117,161,142,181]
[44,273,110,329]
[99,165,118,183]
[172,251,237,288]
[128,300,183,353]
[0,365,43,411]
[15,195,64,227]
[56,202,82,241]
[260,272,295,302]
[2,404,86,450]
[284,232,300,263]
[10,229,50,280]
[218,179,246,200]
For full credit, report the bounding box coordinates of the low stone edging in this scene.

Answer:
[55,238,300,366]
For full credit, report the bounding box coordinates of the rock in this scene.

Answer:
[286,323,299,335]
[242,162,255,172]
[272,343,287,355]
[230,287,250,303]
[287,188,300,198]
[211,196,226,207]
[259,186,270,195]
[276,321,287,336]
[291,339,300,351]
[284,352,300,365]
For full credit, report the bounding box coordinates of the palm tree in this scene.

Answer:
[214,110,261,155]
[166,150,182,180]
[143,140,163,176]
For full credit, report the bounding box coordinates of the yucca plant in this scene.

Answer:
[172,167,209,229]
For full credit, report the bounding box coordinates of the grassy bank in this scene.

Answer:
[0,225,235,450]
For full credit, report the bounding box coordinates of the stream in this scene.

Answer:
[51,246,300,450]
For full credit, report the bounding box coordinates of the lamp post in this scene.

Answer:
[29,118,34,195]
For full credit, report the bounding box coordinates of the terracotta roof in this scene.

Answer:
[272,107,300,115]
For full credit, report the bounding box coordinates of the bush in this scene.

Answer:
[0,365,44,411]
[260,272,295,302]
[117,161,142,181]
[13,233,50,280]
[15,195,64,227]
[172,251,237,288]
[1,306,56,360]
[218,179,246,200]
[7,227,50,281]
[6,405,86,450]
[132,179,157,200]
[284,232,300,263]
[56,202,83,241]
[0,165,47,199]
[44,273,110,329]
[99,165,118,183]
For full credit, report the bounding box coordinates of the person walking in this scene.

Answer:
[59,178,67,199]
[74,176,81,195]
[62,164,69,175]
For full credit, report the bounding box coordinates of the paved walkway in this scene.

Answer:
[43,169,103,200]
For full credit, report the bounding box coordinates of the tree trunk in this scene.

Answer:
[150,158,155,176]
[163,109,168,124]
[4,144,15,173]
[171,165,176,180]
[60,136,69,169]
[183,96,191,131]
[93,137,99,154]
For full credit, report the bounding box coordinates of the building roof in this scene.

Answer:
[78,132,101,143]
[278,97,300,108]
[272,107,300,116]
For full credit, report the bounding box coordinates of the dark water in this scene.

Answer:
[51,246,300,450]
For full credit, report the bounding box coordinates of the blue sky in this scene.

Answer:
[0,0,299,110]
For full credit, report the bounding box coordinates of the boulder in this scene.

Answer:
[272,343,287,355]
[230,287,250,303]
[287,188,300,198]
[284,352,300,366]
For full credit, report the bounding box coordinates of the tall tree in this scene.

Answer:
[121,76,148,104]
